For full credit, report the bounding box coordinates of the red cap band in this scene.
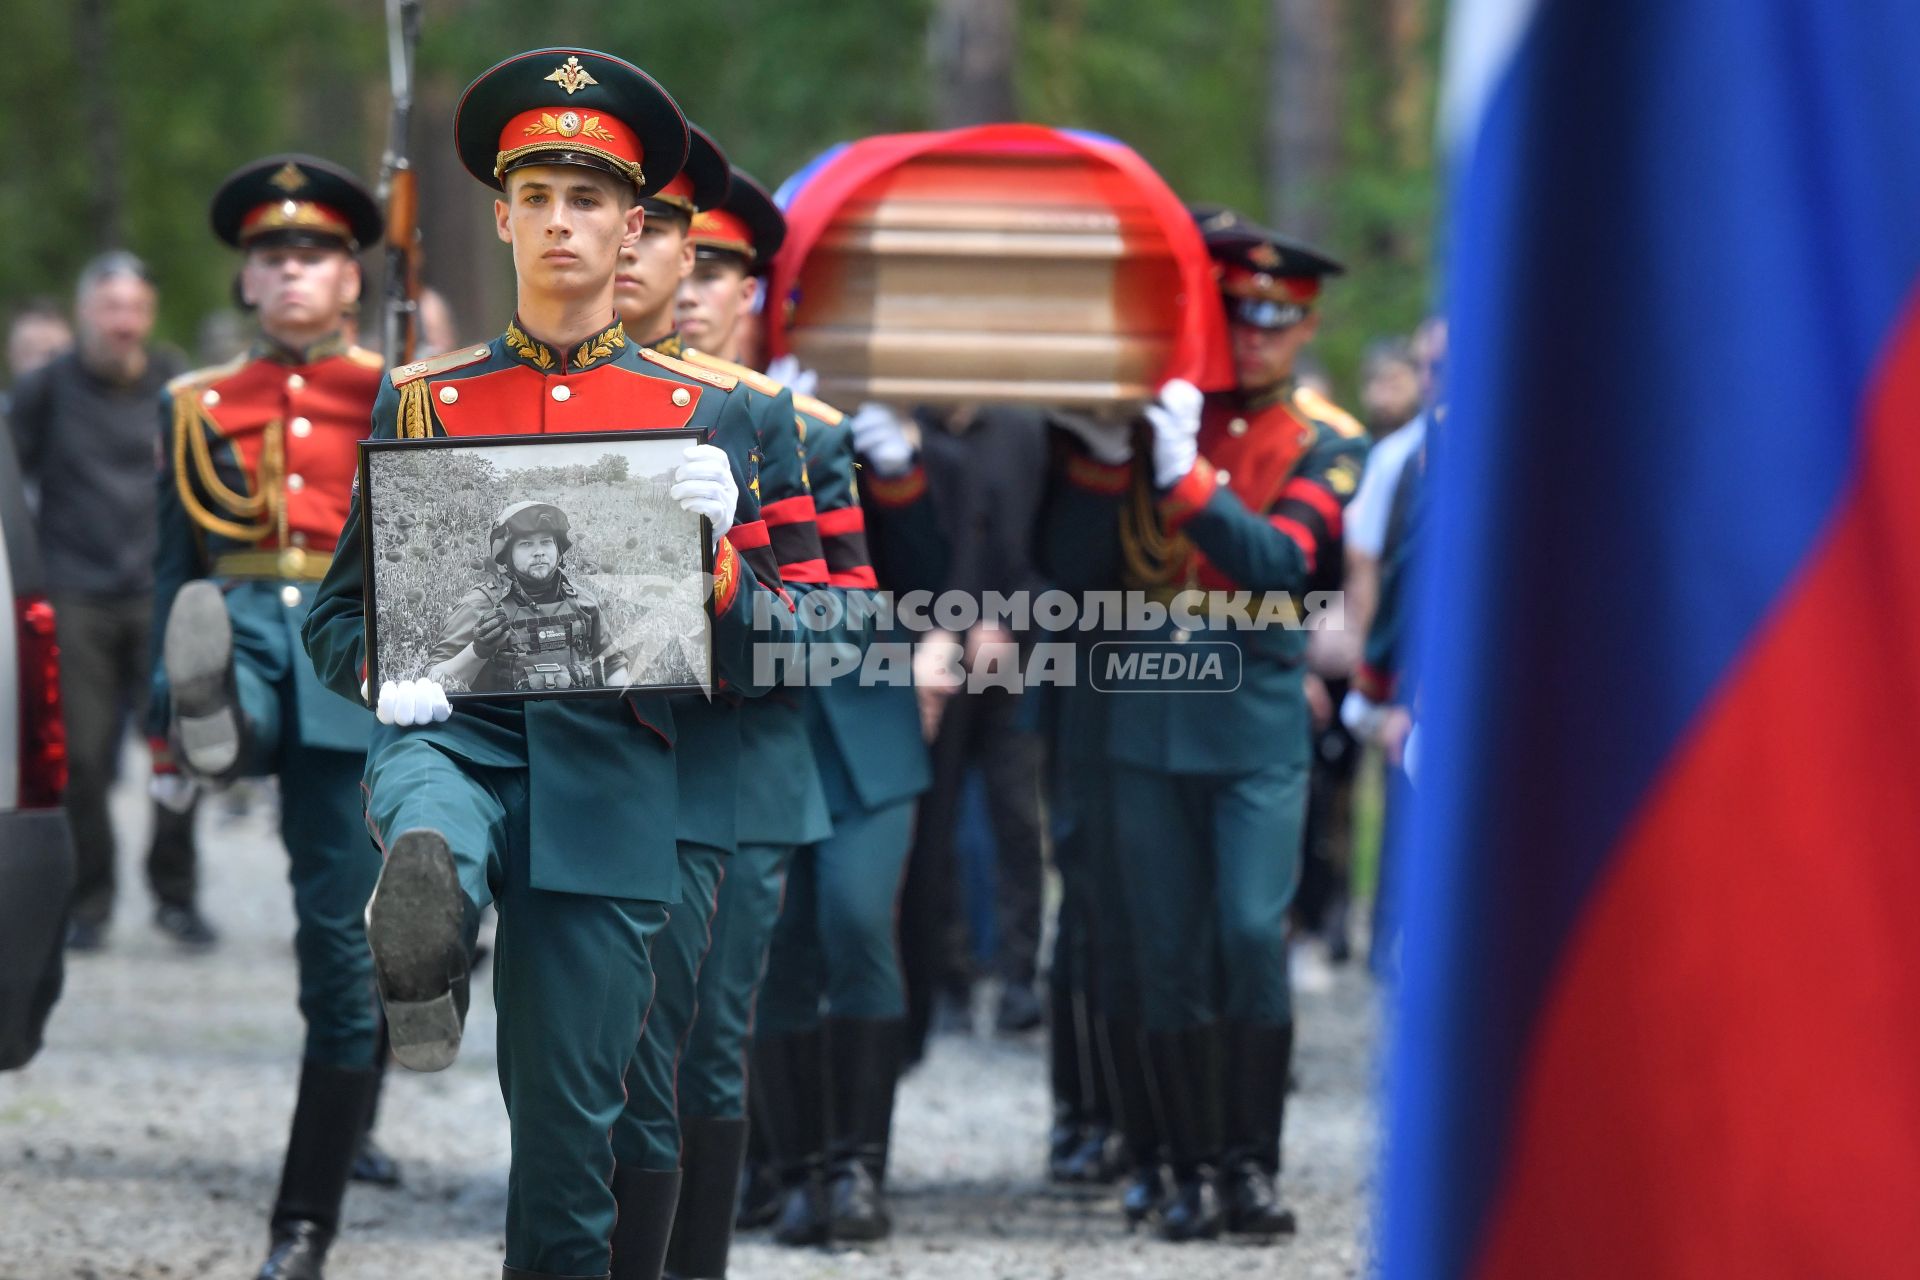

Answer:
[496,106,644,185]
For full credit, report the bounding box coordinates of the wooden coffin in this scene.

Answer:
[771,127,1226,409]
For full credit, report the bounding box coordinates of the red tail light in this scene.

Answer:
[16,595,66,808]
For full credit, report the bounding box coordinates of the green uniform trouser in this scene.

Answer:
[227,611,380,1070]
[678,840,795,1118]
[758,801,916,1034]
[364,738,669,1277]
[614,841,727,1171]
[1111,761,1307,1031]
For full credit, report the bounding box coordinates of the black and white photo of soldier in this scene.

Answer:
[428,500,631,693]
[362,433,712,696]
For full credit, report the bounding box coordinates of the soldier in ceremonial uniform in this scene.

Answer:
[151,154,387,1280]
[1043,216,1367,1243]
[612,122,729,356]
[429,500,632,693]
[621,166,854,1277]
[300,49,797,1280]
[746,396,943,1248]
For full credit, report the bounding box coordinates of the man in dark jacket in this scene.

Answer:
[8,251,207,952]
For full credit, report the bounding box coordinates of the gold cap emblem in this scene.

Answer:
[1249,243,1281,269]
[557,110,581,137]
[546,56,598,95]
[269,161,308,194]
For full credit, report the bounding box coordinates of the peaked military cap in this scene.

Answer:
[210,154,383,252]
[454,48,689,198]
[640,122,730,221]
[1188,202,1253,238]
[1202,217,1345,330]
[691,167,786,273]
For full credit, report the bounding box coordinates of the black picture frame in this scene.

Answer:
[358,430,713,702]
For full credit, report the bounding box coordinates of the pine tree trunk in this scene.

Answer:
[74,0,124,248]
[1266,0,1343,244]
[929,0,1018,126]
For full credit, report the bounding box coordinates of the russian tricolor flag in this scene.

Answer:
[1388,3,1920,1277]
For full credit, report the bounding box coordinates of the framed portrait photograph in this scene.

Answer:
[359,430,712,701]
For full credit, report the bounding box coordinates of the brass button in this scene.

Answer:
[1214,469,1231,486]
[279,547,308,575]
[552,384,571,402]
[286,374,306,392]
[286,473,305,493]
[279,584,303,608]
[201,389,220,407]
[672,387,691,407]
[289,416,312,438]
[1228,417,1249,436]
[290,531,308,548]
[472,346,489,358]
[439,385,459,404]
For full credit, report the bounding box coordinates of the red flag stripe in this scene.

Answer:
[1474,300,1920,1280]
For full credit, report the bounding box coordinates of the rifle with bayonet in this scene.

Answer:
[379,0,424,365]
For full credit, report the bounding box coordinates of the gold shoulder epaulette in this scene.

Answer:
[165,353,248,400]
[793,392,845,426]
[640,346,737,390]
[345,345,386,370]
[391,343,492,387]
[682,348,782,396]
[1293,384,1366,439]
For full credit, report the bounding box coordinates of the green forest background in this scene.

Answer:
[5,0,1441,395]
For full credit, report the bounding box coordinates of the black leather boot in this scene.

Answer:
[609,1167,682,1280]
[365,828,473,1072]
[1047,973,1088,1182]
[351,1016,402,1187]
[755,1029,829,1247]
[1146,1027,1224,1243]
[1059,1010,1120,1183]
[164,580,250,781]
[663,1117,750,1278]
[1221,1021,1297,1237]
[733,1134,780,1232]
[824,1017,900,1242]
[1105,1017,1167,1226]
[257,1061,381,1279]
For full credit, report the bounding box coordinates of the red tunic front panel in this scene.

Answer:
[201,348,382,554]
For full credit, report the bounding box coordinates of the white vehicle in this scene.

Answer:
[0,425,74,1069]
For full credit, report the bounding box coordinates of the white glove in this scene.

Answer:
[671,443,739,548]
[1051,410,1133,465]
[1340,688,1388,741]
[378,678,453,727]
[1145,378,1203,488]
[149,773,200,814]
[850,403,915,478]
[764,354,819,399]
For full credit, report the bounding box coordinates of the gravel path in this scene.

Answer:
[0,761,1378,1279]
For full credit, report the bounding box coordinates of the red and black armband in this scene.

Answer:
[763,493,830,585]
[1266,475,1345,574]
[726,518,780,592]
[817,503,879,589]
